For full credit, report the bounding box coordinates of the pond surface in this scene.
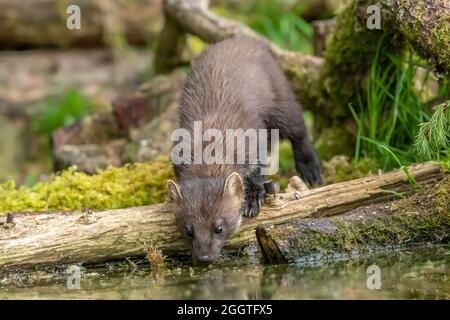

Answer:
[1,244,449,299]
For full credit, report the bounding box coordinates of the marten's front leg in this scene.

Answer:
[242,169,266,218]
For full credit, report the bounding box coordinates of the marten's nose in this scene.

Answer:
[196,255,212,262]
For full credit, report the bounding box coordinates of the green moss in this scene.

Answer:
[321,1,398,119]
[270,177,450,256]
[322,155,378,184]
[430,21,450,72]
[315,127,355,161]
[434,176,450,215]
[440,155,450,172]
[397,0,450,75]
[0,157,174,214]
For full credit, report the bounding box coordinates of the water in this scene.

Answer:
[1,244,449,299]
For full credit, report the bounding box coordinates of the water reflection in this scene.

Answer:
[1,245,448,299]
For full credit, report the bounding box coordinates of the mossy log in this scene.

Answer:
[0,0,163,48]
[0,162,445,271]
[257,176,450,264]
[385,0,450,75]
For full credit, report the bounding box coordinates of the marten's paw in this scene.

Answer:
[243,186,265,218]
[297,158,322,186]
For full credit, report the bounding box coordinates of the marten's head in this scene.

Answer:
[167,172,244,263]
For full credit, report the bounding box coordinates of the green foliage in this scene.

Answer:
[322,2,398,120]
[439,151,450,171]
[214,0,313,53]
[349,40,445,169]
[416,101,450,160]
[0,157,174,215]
[32,89,95,134]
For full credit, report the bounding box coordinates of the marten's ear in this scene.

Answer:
[223,172,244,198]
[167,180,182,203]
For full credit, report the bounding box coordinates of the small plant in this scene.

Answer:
[146,246,166,269]
[32,89,95,134]
[416,101,450,160]
[367,140,417,186]
[349,38,449,169]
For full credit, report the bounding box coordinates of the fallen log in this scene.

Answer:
[257,176,450,264]
[0,162,445,271]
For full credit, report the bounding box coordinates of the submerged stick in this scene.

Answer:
[0,162,445,270]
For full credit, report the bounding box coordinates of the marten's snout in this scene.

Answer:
[192,240,221,264]
[194,254,214,264]
[193,249,220,264]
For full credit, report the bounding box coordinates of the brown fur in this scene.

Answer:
[168,37,321,263]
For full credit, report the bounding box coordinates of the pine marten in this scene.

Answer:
[167,37,321,263]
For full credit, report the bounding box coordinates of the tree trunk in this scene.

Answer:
[0,162,444,271]
[0,0,163,48]
[257,176,450,264]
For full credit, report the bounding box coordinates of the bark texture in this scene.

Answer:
[257,176,450,264]
[0,162,444,270]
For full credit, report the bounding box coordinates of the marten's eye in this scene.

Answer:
[214,225,223,234]
[186,226,194,237]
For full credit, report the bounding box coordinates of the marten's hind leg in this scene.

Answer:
[242,168,266,218]
[289,133,322,186]
[276,103,322,186]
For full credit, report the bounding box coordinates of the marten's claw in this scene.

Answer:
[298,161,322,186]
[243,206,258,217]
[243,190,265,218]
[243,197,259,217]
